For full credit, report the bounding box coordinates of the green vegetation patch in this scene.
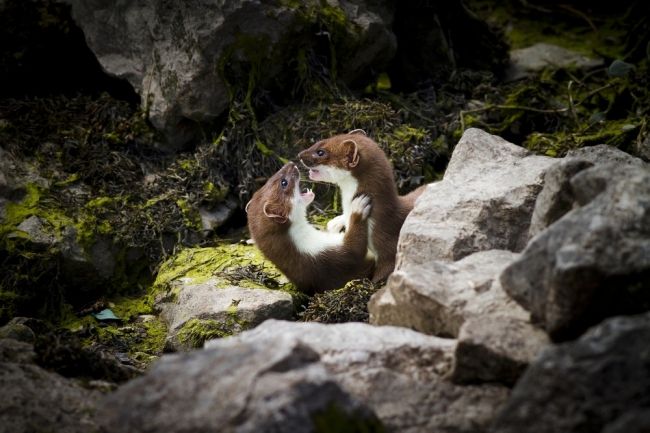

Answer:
[300,279,380,323]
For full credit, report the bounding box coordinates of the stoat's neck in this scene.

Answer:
[288,203,345,257]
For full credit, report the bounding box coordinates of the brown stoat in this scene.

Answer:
[246,161,374,294]
[298,130,425,282]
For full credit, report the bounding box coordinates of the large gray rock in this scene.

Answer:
[97,336,382,433]
[0,338,100,433]
[211,320,510,433]
[528,145,646,239]
[527,158,594,239]
[396,128,554,268]
[501,163,650,340]
[506,43,603,81]
[450,316,549,386]
[490,313,650,433]
[158,279,294,351]
[369,250,529,338]
[66,0,395,147]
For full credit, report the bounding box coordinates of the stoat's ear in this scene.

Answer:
[245,199,253,214]
[342,139,360,168]
[263,201,288,224]
[348,129,367,136]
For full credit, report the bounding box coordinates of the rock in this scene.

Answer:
[529,145,646,239]
[501,163,650,340]
[65,0,395,147]
[490,313,650,433]
[450,316,549,386]
[153,245,296,350]
[211,320,510,433]
[0,322,36,343]
[528,158,594,239]
[566,143,647,167]
[0,338,100,433]
[396,128,554,268]
[7,215,57,250]
[370,250,529,338]
[199,198,237,231]
[159,281,294,351]
[97,336,382,433]
[506,43,604,81]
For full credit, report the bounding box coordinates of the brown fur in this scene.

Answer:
[247,162,374,294]
[298,132,425,282]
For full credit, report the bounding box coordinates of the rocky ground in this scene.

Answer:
[1,0,650,432]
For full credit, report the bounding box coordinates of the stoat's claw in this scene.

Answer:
[326,215,346,233]
[350,194,372,220]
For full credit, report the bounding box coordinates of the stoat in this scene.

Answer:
[246,161,374,294]
[298,130,425,282]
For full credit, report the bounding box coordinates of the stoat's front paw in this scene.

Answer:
[350,194,372,220]
[326,215,346,233]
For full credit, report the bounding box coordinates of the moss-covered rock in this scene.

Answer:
[153,244,300,351]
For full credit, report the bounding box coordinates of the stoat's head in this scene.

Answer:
[298,129,367,183]
[246,162,314,225]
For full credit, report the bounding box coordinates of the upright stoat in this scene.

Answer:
[246,161,374,293]
[298,130,425,282]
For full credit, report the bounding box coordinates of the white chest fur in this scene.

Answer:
[289,199,345,257]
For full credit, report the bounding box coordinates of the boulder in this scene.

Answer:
[211,320,510,433]
[369,250,529,337]
[527,158,594,239]
[450,316,549,386]
[396,128,554,268]
[490,313,650,433]
[159,281,294,351]
[528,145,646,239]
[153,245,295,351]
[501,163,650,340]
[506,42,603,81]
[97,336,382,433]
[65,0,396,147]
[0,338,100,433]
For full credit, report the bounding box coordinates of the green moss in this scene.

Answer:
[175,318,231,348]
[312,403,385,433]
[153,244,298,297]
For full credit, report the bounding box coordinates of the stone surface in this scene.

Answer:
[66,0,395,147]
[490,313,650,433]
[396,128,554,268]
[0,338,100,433]
[450,316,549,386]
[528,158,594,239]
[97,336,382,433]
[199,198,237,231]
[566,143,647,167]
[158,279,294,351]
[506,42,603,81]
[501,163,650,340]
[370,250,529,338]
[210,320,510,433]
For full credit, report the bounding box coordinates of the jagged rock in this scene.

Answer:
[506,43,603,81]
[97,336,382,433]
[159,281,294,351]
[0,338,100,433]
[8,215,57,250]
[566,143,647,167]
[528,158,594,239]
[450,316,549,386]
[396,128,554,268]
[210,320,510,433]
[529,145,646,239]
[490,313,650,433]
[370,250,529,338]
[65,0,395,147]
[501,163,650,340]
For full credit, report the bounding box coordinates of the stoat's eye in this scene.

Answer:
[281,178,288,188]
[316,149,325,157]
